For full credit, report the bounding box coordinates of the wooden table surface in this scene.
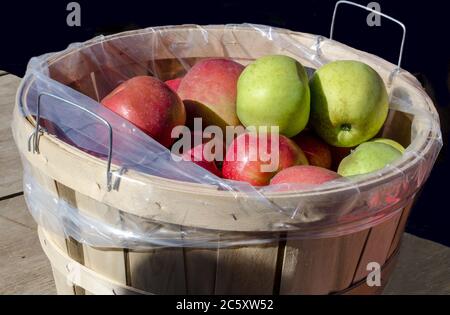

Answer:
[0,72,449,295]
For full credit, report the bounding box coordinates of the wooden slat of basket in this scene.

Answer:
[352,211,403,283]
[51,267,76,295]
[341,248,400,295]
[74,193,128,286]
[26,167,68,252]
[184,247,217,294]
[26,167,81,294]
[279,229,369,294]
[39,227,149,295]
[83,248,127,286]
[54,182,85,295]
[387,199,414,259]
[128,246,187,294]
[214,242,279,295]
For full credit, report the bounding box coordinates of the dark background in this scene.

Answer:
[1,0,449,246]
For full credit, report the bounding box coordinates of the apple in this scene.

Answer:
[337,142,402,177]
[270,165,341,186]
[182,141,222,177]
[222,133,308,186]
[101,76,186,148]
[236,55,310,137]
[293,132,332,169]
[165,77,183,92]
[310,60,389,147]
[177,58,244,132]
[371,138,405,153]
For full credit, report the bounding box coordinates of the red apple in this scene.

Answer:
[177,58,245,131]
[101,76,186,148]
[270,165,341,186]
[293,132,332,169]
[165,77,183,92]
[182,141,222,177]
[222,133,308,186]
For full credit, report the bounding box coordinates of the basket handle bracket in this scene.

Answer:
[28,92,114,191]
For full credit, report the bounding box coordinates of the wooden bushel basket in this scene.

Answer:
[12,25,440,295]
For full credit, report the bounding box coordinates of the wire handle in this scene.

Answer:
[330,0,406,71]
[29,92,114,191]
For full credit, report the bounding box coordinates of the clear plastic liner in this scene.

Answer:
[15,24,442,248]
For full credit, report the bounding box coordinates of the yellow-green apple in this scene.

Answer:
[222,133,308,186]
[310,60,389,147]
[293,132,332,169]
[338,142,402,177]
[236,55,310,137]
[270,165,341,186]
[101,76,186,148]
[371,138,405,153]
[165,77,183,92]
[182,141,222,177]
[177,58,244,132]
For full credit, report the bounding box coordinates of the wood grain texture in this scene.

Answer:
[343,250,399,295]
[353,211,403,283]
[215,242,279,295]
[1,194,448,295]
[184,247,217,294]
[280,230,369,294]
[25,167,68,252]
[54,183,85,294]
[0,194,35,228]
[128,246,187,294]
[75,192,127,285]
[51,267,75,295]
[0,196,55,295]
[384,233,450,295]
[0,74,22,198]
[387,200,414,258]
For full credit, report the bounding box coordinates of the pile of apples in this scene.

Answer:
[101,55,405,188]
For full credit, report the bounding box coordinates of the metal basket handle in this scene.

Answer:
[330,0,406,72]
[28,92,114,191]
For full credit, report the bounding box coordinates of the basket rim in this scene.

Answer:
[17,24,442,201]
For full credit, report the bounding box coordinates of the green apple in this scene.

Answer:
[236,55,310,137]
[338,142,402,177]
[371,138,405,153]
[310,60,389,147]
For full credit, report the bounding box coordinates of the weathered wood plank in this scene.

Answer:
[383,233,450,295]
[0,194,35,229]
[184,247,217,294]
[0,74,22,198]
[280,230,369,294]
[353,211,402,283]
[128,246,187,294]
[215,242,279,295]
[387,201,414,258]
[0,196,55,294]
